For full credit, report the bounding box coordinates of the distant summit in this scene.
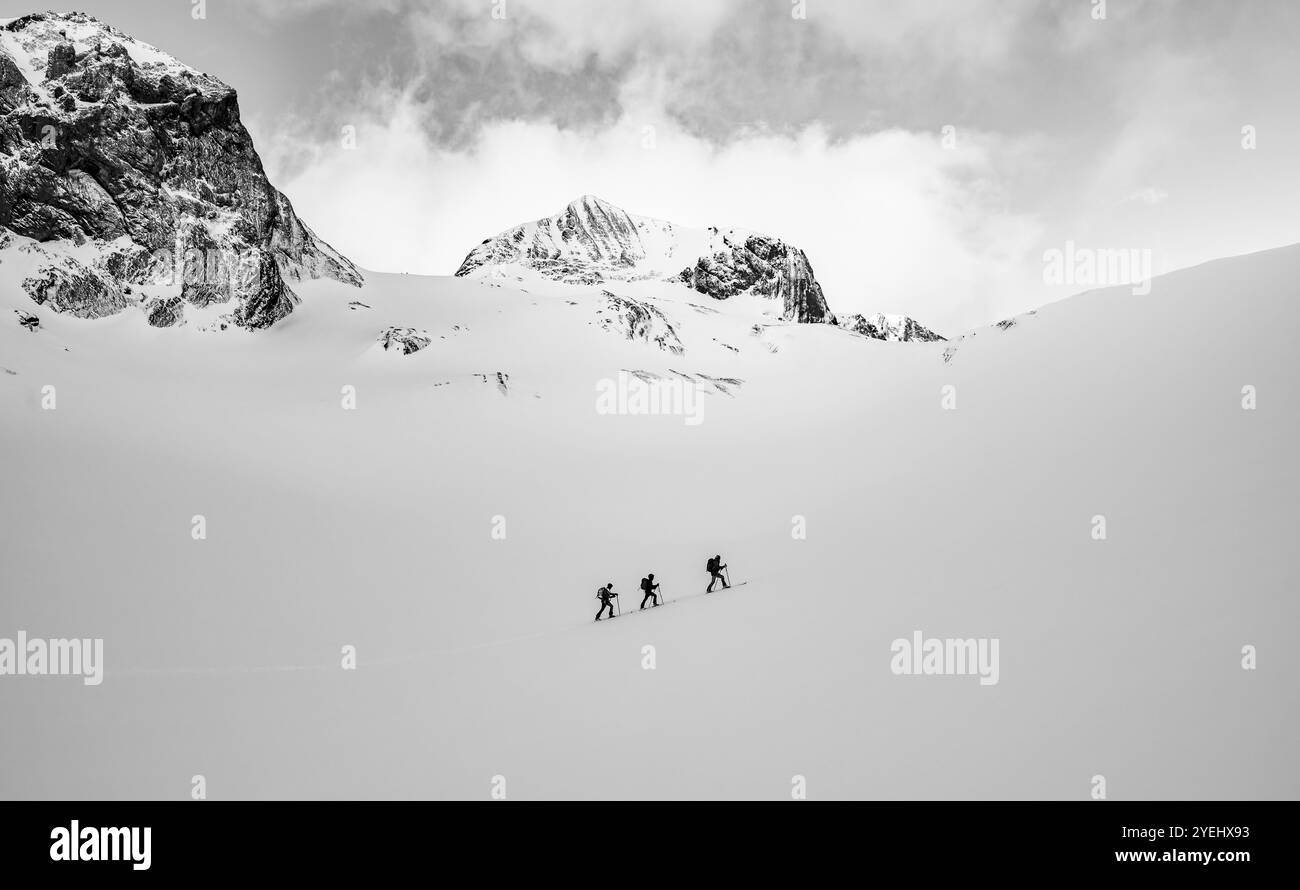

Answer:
[455,195,835,324]
[838,312,945,342]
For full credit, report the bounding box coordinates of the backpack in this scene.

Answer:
[706,557,717,573]
[640,577,651,592]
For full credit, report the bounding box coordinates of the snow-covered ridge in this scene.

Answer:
[457,195,728,282]
[455,195,836,324]
[838,312,945,343]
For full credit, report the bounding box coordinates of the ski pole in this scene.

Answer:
[724,566,731,587]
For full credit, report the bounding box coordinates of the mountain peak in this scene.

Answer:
[455,198,835,324]
[0,11,359,331]
[568,194,619,211]
[839,312,945,342]
[1,11,216,94]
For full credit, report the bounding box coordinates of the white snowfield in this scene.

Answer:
[0,242,1297,800]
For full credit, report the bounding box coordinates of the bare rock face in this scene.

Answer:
[838,312,945,342]
[22,253,127,318]
[378,326,432,355]
[596,292,685,355]
[456,196,654,286]
[0,50,27,100]
[0,12,361,330]
[677,234,832,324]
[144,295,183,328]
[456,195,836,324]
[433,372,511,395]
[476,371,510,396]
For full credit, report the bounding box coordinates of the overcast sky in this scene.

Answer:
[45,0,1300,332]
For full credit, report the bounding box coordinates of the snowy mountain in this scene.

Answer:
[2,13,1297,802]
[0,11,359,331]
[455,194,835,324]
[838,312,945,342]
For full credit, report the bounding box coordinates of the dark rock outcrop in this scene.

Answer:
[22,256,127,318]
[144,295,183,327]
[677,234,832,323]
[378,326,432,355]
[838,312,945,342]
[596,292,684,354]
[0,12,360,329]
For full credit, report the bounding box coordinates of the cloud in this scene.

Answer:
[234,0,405,19]
[237,0,1047,148]
[235,0,1300,333]
[416,0,746,69]
[262,76,1043,335]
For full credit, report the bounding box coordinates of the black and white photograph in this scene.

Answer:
[0,0,1295,870]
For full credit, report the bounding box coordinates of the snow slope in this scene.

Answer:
[0,242,1297,799]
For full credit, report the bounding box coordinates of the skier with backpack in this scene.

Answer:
[639,574,661,610]
[594,582,618,621]
[706,555,729,592]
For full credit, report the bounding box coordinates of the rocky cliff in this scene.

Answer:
[838,312,945,342]
[0,11,360,330]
